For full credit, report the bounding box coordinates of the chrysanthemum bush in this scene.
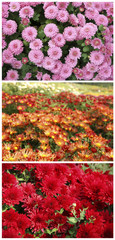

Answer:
[2,90,113,161]
[2,163,113,238]
[2,2,113,80]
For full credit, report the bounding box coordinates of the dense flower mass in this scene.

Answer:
[2,2,113,80]
[2,163,113,238]
[2,90,113,161]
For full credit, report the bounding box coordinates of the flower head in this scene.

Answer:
[3,20,17,35]
[44,23,59,38]
[22,26,37,42]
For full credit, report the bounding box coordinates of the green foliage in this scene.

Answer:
[33,13,40,21]
[83,46,90,52]
[99,24,105,31]
[67,217,78,224]
[82,163,113,175]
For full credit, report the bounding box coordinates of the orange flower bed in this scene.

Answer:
[2,91,113,161]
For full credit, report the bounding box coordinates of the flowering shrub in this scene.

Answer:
[2,91,113,161]
[2,2,113,80]
[2,163,113,238]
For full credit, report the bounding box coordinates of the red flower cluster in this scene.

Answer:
[2,163,113,238]
[2,91,113,161]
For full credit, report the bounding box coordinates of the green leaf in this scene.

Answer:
[23,40,29,47]
[81,43,86,47]
[46,229,52,235]
[67,217,78,224]
[77,40,84,45]
[56,208,64,214]
[99,24,104,31]
[68,226,76,235]
[51,228,58,233]
[67,4,74,12]
[80,208,87,220]
[82,53,88,59]
[18,24,25,32]
[83,46,90,52]
[38,29,45,39]
[33,13,40,21]
[2,204,9,212]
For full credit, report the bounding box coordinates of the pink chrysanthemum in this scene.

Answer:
[57,10,69,23]
[75,69,84,80]
[43,57,55,71]
[8,40,23,55]
[86,62,99,73]
[3,20,17,35]
[80,23,97,39]
[52,74,64,80]
[45,5,58,19]
[43,2,54,10]
[30,39,43,50]
[84,2,94,10]
[42,73,51,81]
[28,49,44,64]
[98,66,111,79]
[51,60,62,74]
[72,3,82,8]
[90,51,104,65]
[53,33,65,47]
[105,43,113,57]
[11,59,22,69]
[19,6,34,19]
[22,27,37,42]
[2,40,7,49]
[83,67,94,80]
[95,14,108,27]
[2,49,14,64]
[24,72,32,80]
[9,2,20,12]
[48,39,56,48]
[85,9,99,20]
[22,57,28,64]
[21,18,29,26]
[2,4,9,18]
[77,13,86,27]
[92,2,104,12]
[2,18,7,27]
[107,7,113,17]
[91,38,102,49]
[6,69,19,80]
[56,2,69,10]
[104,55,111,66]
[69,14,79,26]
[60,64,72,79]
[103,2,113,10]
[36,71,42,80]
[69,47,81,60]
[100,46,106,54]
[85,39,91,45]
[63,27,77,41]
[44,23,59,38]
[99,62,108,70]
[76,27,83,40]
[48,47,62,60]
[65,56,77,68]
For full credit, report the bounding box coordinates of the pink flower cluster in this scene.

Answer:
[2,2,113,80]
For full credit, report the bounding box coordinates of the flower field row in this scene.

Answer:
[2,163,113,238]
[2,91,113,161]
[2,2,113,80]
